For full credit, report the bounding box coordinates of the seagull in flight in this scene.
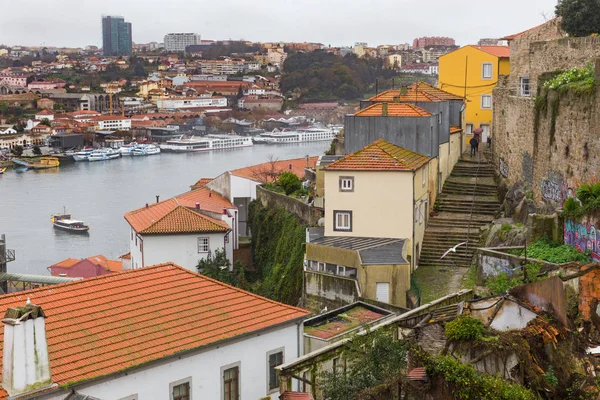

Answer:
[440,242,468,259]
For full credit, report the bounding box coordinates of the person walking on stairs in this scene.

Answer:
[470,137,478,157]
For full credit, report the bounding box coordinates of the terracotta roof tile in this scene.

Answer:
[0,263,310,395]
[52,258,80,268]
[354,103,431,117]
[191,177,213,189]
[140,206,229,234]
[501,18,559,41]
[119,252,131,260]
[124,188,233,234]
[450,126,463,134]
[367,90,437,103]
[324,139,430,171]
[230,156,318,183]
[471,45,510,58]
[409,81,465,101]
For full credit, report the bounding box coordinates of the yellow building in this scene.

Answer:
[438,45,510,144]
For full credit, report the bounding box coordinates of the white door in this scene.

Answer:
[376,282,390,303]
[480,124,490,143]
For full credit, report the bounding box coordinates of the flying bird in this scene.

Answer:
[440,242,468,259]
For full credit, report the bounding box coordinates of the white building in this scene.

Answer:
[93,116,132,131]
[164,33,201,52]
[34,109,55,121]
[124,187,238,270]
[156,96,227,110]
[0,263,310,399]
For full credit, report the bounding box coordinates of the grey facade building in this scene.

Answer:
[164,33,201,52]
[102,16,132,56]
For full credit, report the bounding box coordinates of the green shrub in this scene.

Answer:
[519,237,589,264]
[277,171,302,195]
[486,272,522,295]
[543,64,596,93]
[445,315,484,341]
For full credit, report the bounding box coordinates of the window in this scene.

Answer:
[172,383,189,400]
[268,350,284,392]
[224,233,229,244]
[520,77,531,96]
[466,123,474,136]
[170,378,191,400]
[482,63,492,79]
[481,95,492,109]
[422,168,426,187]
[339,176,354,192]
[334,211,352,232]
[223,366,239,400]
[419,202,424,224]
[198,237,210,253]
[438,111,443,125]
[332,357,340,373]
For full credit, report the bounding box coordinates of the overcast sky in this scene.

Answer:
[1,0,558,48]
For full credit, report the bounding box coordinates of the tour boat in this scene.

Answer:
[252,127,336,145]
[73,149,94,161]
[160,135,253,152]
[88,149,120,162]
[119,143,138,156]
[132,144,161,156]
[12,157,60,169]
[51,212,89,233]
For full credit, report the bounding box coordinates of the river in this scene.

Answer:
[0,141,329,275]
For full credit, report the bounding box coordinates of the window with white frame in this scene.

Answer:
[520,77,531,96]
[267,349,284,392]
[482,63,492,79]
[334,211,352,231]
[481,95,492,109]
[197,237,210,253]
[170,378,191,400]
[339,176,354,192]
[222,365,239,400]
[422,168,426,187]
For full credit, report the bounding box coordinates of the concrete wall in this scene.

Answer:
[61,323,302,400]
[304,271,360,313]
[475,246,562,281]
[414,101,449,143]
[206,172,232,201]
[257,186,323,226]
[344,114,439,157]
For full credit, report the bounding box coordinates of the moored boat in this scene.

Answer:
[0,167,6,174]
[88,148,120,161]
[51,212,89,233]
[32,157,60,170]
[160,135,253,152]
[73,148,94,161]
[132,144,161,156]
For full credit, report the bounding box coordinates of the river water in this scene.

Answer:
[0,142,329,275]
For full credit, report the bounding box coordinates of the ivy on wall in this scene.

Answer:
[248,200,307,305]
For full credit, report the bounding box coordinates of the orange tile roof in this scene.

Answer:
[0,263,310,395]
[119,252,131,260]
[124,188,233,234]
[354,103,431,117]
[324,139,430,171]
[230,156,318,183]
[501,18,559,41]
[52,258,79,268]
[409,81,465,101]
[191,177,213,189]
[367,90,437,103]
[450,126,463,134]
[471,45,510,58]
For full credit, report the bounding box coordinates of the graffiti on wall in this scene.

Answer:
[564,219,600,261]
[541,179,563,202]
[499,157,509,178]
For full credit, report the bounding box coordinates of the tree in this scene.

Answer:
[319,328,407,400]
[0,102,8,115]
[197,249,250,289]
[133,61,146,77]
[32,145,42,155]
[39,118,52,127]
[236,85,244,99]
[11,145,23,156]
[278,171,302,195]
[556,0,600,36]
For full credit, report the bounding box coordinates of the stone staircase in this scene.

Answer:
[418,154,500,269]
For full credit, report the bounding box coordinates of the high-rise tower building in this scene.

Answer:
[164,33,201,52]
[102,15,132,56]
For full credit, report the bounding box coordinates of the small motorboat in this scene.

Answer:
[0,167,6,174]
[51,211,89,233]
[12,157,59,170]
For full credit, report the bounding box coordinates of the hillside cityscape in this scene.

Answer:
[1,1,600,399]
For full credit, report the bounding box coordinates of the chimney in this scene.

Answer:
[145,203,149,208]
[382,103,388,117]
[156,195,160,203]
[2,300,51,395]
[195,202,200,209]
[209,192,212,197]
[289,163,292,170]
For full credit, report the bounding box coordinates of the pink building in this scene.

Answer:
[0,74,28,87]
[412,37,456,49]
[48,254,122,278]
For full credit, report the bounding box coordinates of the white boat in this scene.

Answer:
[252,127,336,145]
[73,149,94,161]
[160,134,253,152]
[132,144,161,156]
[88,148,120,161]
[119,143,138,156]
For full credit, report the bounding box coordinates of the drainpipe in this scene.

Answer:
[412,170,416,274]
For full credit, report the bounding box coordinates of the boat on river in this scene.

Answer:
[0,167,6,174]
[73,148,94,161]
[160,134,253,152]
[88,149,120,162]
[252,127,336,145]
[51,211,89,233]
[119,143,138,156]
[12,157,60,170]
[132,144,160,156]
